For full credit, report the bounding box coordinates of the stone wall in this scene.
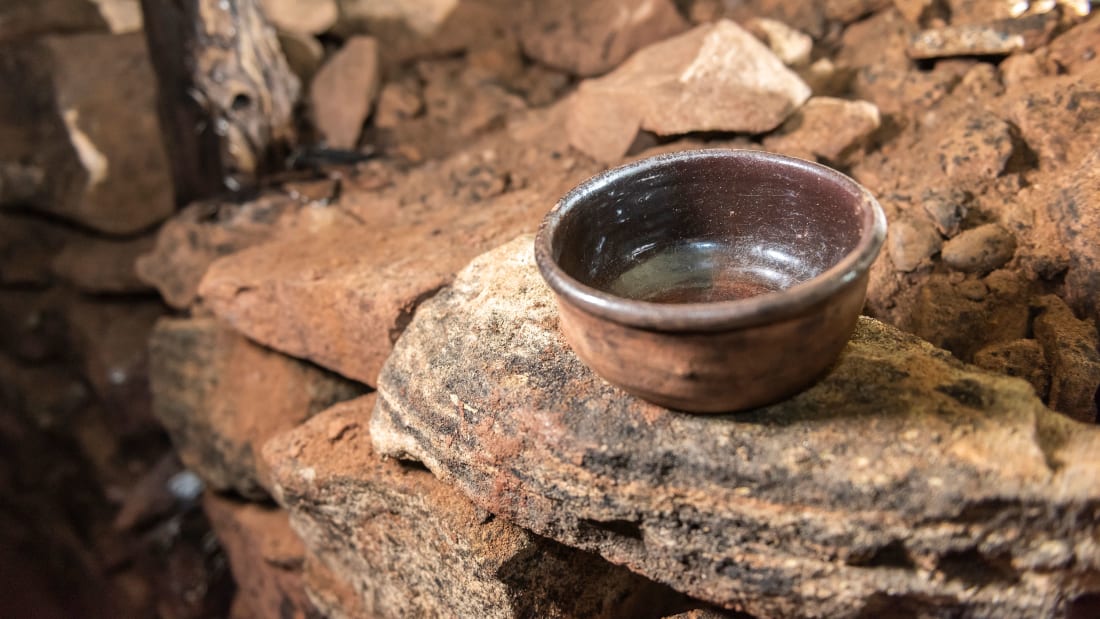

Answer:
[4,0,1100,617]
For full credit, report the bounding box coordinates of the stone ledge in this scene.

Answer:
[371,234,1100,618]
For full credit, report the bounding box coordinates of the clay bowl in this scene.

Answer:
[534,149,887,412]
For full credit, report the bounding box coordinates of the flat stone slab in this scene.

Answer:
[372,235,1100,618]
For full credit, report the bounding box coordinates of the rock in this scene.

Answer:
[302,555,369,619]
[148,317,365,499]
[920,189,967,237]
[277,31,324,83]
[719,0,827,39]
[0,0,141,41]
[260,0,337,35]
[1049,13,1100,75]
[135,190,352,309]
[745,17,813,66]
[941,223,1016,273]
[263,394,689,618]
[66,298,165,431]
[824,0,891,23]
[112,454,183,531]
[517,0,689,77]
[374,79,423,129]
[0,214,70,287]
[1005,74,1099,168]
[51,234,155,294]
[887,216,942,272]
[972,339,1049,399]
[763,96,880,161]
[0,289,69,363]
[936,114,1015,186]
[999,52,1045,91]
[336,0,458,37]
[310,36,380,150]
[907,13,1056,59]
[1032,295,1100,424]
[0,33,173,235]
[371,234,1100,618]
[197,184,551,385]
[893,0,936,23]
[568,20,811,162]
[203,493,316,619]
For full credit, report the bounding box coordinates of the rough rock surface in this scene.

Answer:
[149,317,365,499]
[372,235,1100,619]
[908,13,1056,58]
[135,187,353,309]
[762,96,880,161]
[0,214,71,287]
[744,17,813,66]
[0,33,173,234]
[264,394,690,618]
[51,234,154,293]
[310,36,380,150]
[517,0,688,77]
[260,0,337,35]
[1032,295,1100,424]
[940,223,1017,274]
[203,493,317,619]
[567,19,811,162]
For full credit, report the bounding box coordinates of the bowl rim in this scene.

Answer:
[534,148,888,331]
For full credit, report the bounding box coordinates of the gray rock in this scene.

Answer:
[372,234,1100,619]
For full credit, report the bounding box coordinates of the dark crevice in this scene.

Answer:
[578,517,644,542]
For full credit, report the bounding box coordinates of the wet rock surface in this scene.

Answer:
[148,317,365,499]
[264,394,693,618]
[372,235,1100,618]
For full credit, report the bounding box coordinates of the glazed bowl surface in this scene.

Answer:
[534,148,887,412]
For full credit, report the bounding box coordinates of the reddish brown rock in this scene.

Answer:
[744,17,813,66]
[335,0,458,38]
[374,79,423,129]
[371,235,1100,618]
[935,114,1015,186]
[301,556,369,619]
[136,189,353,309]
[908,271,1031,361]
[1032,295,1100,424]
[920,189,967,237]
[148,317,364,499]
[907,13,1056,59]
[0,33,173,234]
[310,36,380,149]
[887,215,942,272]
[52,234,154,294]
[1049,13,1100,75]
[0,0,141,41]
[263,394,689,618]
[824,0,891,23]
[972,338,1049,399]
[277,30,325,83]
[941,223,1016,274]
[763,96,880,161]
[518,0,688,77]
[260,0,337,35]
[203,493,316,619]
[567,20,811,162]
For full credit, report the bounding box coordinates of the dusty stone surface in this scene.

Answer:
[1033,295,1100,424]
[762,96,880,161]
[517,0,688,77]
[567,19,811,162]
[941,223,1017,274]
[745,17,813,66]
[908,13,1056,58]
[372,235,1100,619]
[310,36,380,150]
[135,187,355,309]
[51,234,154,293]
[203,493,317,619]
[973,339,1050,400]
[887,215,942,272]
[301,556,369,619]
[260,0,337,35]
[264,394,690,618]
[0,33,173,234]
[148,317,365,499]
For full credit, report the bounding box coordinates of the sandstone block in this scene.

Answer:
[567,20,811,162]
[0,33,173,235]
[372,235,1100,619]
[149,317,365,499]
[263,394,688,618]
[518,0,688,77]
[1032,295,1100,424]
[310,36,380,150]
[763,96,880,161]
[203,493,316,619]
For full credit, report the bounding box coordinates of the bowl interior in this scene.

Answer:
[551,152,868,304]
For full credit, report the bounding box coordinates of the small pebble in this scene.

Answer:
[889,217,942,272]
[941,223,1017,273]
